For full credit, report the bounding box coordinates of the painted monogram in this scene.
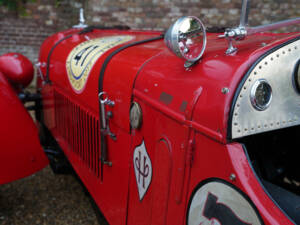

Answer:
[133,140,152,201]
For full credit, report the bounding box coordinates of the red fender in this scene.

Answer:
[0,53,34,88]
[0,72,48,185]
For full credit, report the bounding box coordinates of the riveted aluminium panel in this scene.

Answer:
[231,39,300,139]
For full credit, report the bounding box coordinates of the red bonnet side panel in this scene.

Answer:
[39,30,165,225]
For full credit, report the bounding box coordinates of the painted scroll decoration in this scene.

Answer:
[133,140,152,201]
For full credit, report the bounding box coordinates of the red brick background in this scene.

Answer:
[0,0,299,63]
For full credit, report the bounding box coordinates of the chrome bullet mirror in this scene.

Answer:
[164,16,207,67]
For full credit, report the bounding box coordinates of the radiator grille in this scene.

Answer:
[54,90,100,177]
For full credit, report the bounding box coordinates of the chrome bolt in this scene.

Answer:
[229,173,236,181]
[221,87,230,94]
[183,47,189,54]
[261,42,267,47]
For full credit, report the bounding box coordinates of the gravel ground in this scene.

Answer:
[0,166,99,225]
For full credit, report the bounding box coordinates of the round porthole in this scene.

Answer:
[250,79,272,111]
[293,60,300,93]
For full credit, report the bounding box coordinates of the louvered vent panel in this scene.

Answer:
[54,90,100,177]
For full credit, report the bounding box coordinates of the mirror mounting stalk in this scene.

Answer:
[221,0,300,55]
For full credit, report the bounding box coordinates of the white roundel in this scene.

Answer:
[187,180,263,225]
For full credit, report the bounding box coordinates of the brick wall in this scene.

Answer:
[86,0,299,30]
[0,0,299,63]
[0,0,85,62]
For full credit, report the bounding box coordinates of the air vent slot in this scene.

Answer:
[54,89,100,177]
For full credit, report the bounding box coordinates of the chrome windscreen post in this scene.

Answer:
[246,18,300,35]
[239,0,250,27]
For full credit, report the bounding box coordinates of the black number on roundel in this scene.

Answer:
[74,45,99,66]
[202,193,251,225]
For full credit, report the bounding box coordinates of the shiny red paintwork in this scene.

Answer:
[0,53,34,89]
[0,71,48,185]
[37,27,299,225]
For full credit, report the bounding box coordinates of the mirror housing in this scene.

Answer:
[164,16,207,67]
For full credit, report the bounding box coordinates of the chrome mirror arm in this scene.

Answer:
[220,0,300,55]
[220,0,250,54]
[222,26,247,54]
[221,17,300,55]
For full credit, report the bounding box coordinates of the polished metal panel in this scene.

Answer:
[231,39,300,139]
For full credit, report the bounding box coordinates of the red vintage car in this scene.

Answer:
[0,0,299,224]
